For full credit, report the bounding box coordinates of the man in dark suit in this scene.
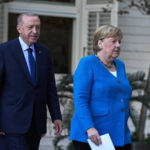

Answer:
[0,12,63,150]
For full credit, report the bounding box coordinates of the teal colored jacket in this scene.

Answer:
[69,54,132,146]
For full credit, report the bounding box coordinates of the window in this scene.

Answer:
[87,11,111,54]
[87,0,112,5]
[43,0,75,3]
[13,0,75,4]
[8,13,73,73]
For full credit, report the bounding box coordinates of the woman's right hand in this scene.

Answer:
[87,127,102,146]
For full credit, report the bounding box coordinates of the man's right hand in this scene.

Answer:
[0,131,5,135]
[53,119,63,136]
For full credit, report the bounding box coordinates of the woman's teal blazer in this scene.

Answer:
[69,54,132,146]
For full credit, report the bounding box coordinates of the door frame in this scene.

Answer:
[3,0,119,73]
[3,0,81,73]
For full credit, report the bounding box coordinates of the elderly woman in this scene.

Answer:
[69,25,132,150]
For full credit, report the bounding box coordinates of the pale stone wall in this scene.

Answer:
[0,1,4,43]
[118,1,150,77]
[118,0,150,138]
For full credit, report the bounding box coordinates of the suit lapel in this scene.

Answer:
[12,38,33,85]
[35,44,43,83]
[13,39,45,85]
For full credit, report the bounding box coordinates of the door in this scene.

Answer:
[8,13,73,73]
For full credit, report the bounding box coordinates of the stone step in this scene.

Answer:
[39,136,70,150]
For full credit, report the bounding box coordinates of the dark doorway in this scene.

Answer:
[42,0,75,3]
[8,13,73,73]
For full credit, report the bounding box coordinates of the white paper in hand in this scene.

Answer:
[87,133,115,150]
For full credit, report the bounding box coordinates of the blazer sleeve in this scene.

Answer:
[74,57,95,133]
[0,46,4,90]
[46,49,62,122]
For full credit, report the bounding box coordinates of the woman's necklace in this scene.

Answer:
[96,55,114,69]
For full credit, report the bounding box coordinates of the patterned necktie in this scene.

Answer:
[27,48,36,85]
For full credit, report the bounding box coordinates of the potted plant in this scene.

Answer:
[127,69,150,150]
[53,69,150,150]
[53,74,75,150]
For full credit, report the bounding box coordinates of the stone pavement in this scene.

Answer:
[39,136,70,150]
[39,137,54,150]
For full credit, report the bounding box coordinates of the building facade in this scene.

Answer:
[0,0,150,140]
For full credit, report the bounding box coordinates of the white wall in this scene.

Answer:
[118,6,150,77]
[118,2,150,137]
[0,2,3,43]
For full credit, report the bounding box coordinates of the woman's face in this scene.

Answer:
[98,36,121,59]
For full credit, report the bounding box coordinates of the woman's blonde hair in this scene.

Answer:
[93,25,123,54]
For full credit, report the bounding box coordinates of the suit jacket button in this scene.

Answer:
[120,99,124,102]
[120,89,123,93]
[117,81,120,83]
[121,108,125,112]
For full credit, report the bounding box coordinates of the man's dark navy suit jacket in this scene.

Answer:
[0,38,62,135]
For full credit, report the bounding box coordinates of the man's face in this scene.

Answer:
[17,15,40,46]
